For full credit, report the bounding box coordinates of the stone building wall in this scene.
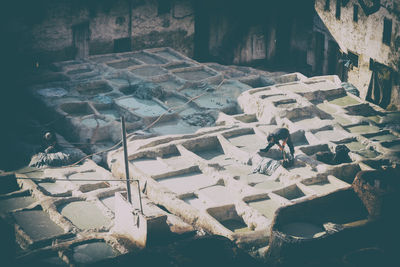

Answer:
[314,0,400,106]
[4,0,194,65]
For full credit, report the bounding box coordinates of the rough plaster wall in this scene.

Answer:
[10,0,194,63]
[233,26,266,64]
[265,22,277,61]
[131,0,195,56]
[26,0,130,59]
[89,0,130,54]
[315,0,400,100]
[208,16,268,64]
[236,34,265,65]
[21,1,77,61]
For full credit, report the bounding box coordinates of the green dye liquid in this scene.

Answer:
[329,96,361,106]
[367,116,381,123]
[369,134,397,142]
[355,150,380,158]
[345,141,366,151]
[317,103,337,114]
[386,144,400,150]
[347,125,380,134]
[333,115,352,125]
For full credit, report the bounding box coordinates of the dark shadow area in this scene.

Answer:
[89,235,264,267]
[194,0,315,75]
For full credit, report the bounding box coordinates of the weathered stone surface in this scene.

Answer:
[352,165,400,219]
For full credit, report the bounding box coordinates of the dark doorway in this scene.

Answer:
[327,40,339,75]
[275,15,292,67]
[194,1,210,61]
[114,37,131,53]
[314,32,325,75]
[72,22,90,59]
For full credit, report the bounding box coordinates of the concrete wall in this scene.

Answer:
[4,0,194,65]
[315,0,400,104]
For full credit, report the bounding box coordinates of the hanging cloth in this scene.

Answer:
[366,62,392,108]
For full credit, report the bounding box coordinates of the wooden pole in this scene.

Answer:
[121,116,132,204]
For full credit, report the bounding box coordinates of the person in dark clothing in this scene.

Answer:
[316,144,351,165]
[42,131,59,153]
[259,127,294,156]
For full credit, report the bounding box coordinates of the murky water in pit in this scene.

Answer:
[248,198,282,219]
[73,242,117,264]
[175,70,214,81]
[131,53,166,64]
[131,66,167,77]
[154,51,183,61]
[280,222,325,238]
[81,118,107,128]
[152,120,200,135]
[116,97,166,116]
[13,210,64,241]
[158,80,184,91]
[107,59,140,69]
[59,201,111,230]
[99,109,120,120]
[0,196,36,214]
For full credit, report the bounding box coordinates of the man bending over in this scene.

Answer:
[259,127,294,157]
